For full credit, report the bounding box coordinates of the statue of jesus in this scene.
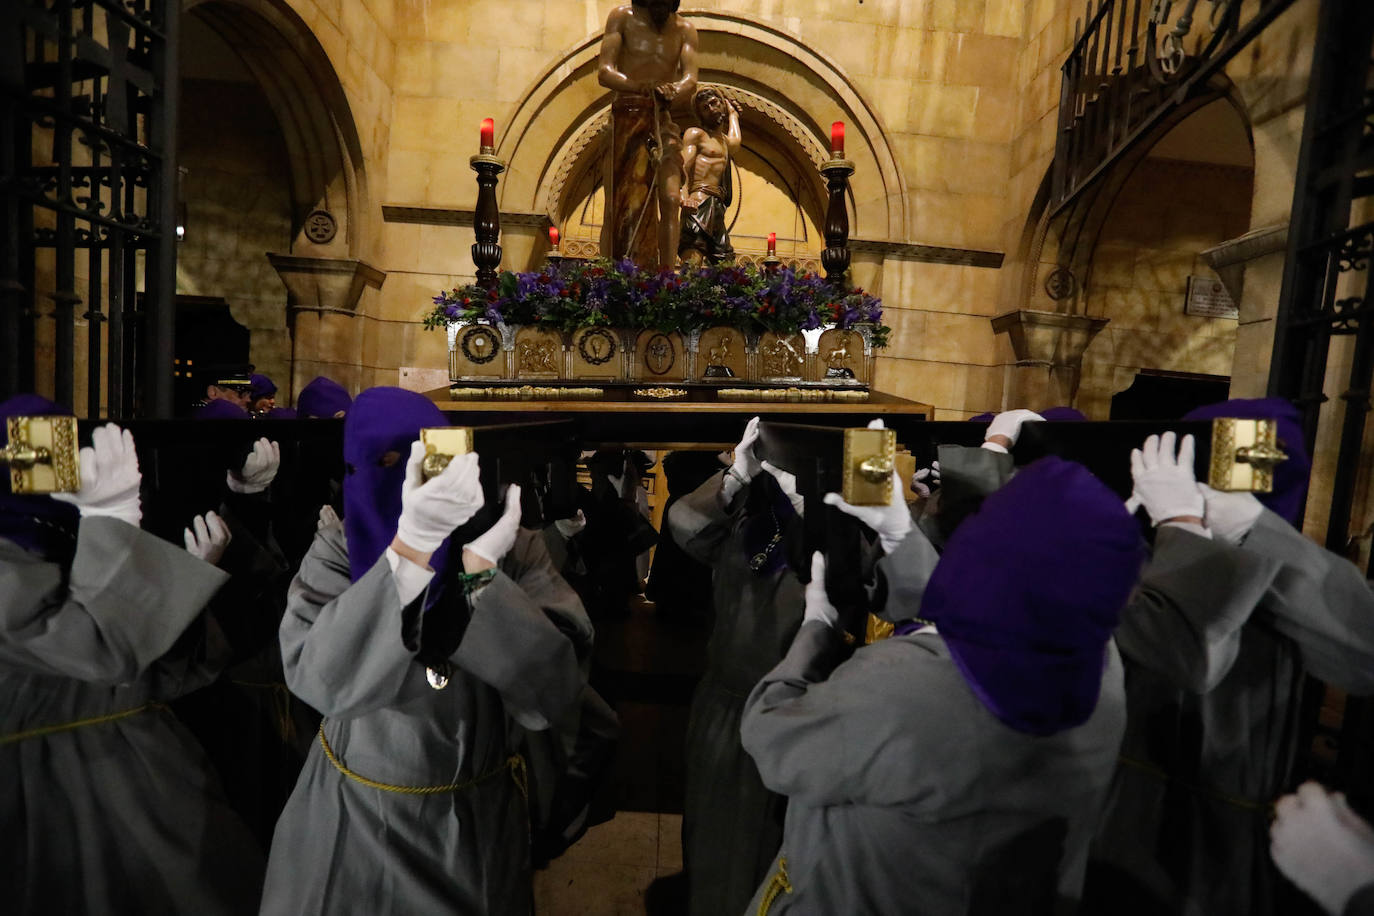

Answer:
[678,88,740,265]
[597,0,699,269]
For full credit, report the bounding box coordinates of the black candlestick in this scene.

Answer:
[470,151,506,290]
[820,155,855,286]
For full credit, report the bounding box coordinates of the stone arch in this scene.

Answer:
[184,0,369,257]
[497,10,907,243]
[1000,84,1254,411]
[1015,86,1250,318]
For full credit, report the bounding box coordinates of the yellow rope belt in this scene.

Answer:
[757,855,793,916]
[0,702,168,746]
[318,724,528,800]
[1118,754,1274,816]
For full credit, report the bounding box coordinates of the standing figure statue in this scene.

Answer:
[679,88,741,266]
[598,0,699,269]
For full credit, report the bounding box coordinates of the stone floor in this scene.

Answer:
[535,590,707,915]
[533,812,684,916]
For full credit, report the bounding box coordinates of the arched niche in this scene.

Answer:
[544,84,828,262]
[496,10,907,244]
[184,0,369,257]
[1008,91,1256,415]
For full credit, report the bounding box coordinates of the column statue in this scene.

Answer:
[679,88,740,265]
[597,0,699,269]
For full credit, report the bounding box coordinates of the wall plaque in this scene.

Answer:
[1185,275,1238,319]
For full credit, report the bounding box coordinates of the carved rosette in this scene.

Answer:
[634,329,685,382]
[448,321,508,380]
[569,326,624,380]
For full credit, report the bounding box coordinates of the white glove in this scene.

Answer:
[53,424,142,527]
[983,409,1045,453]
[760,460,805,515]
[1199,483,1264,545]
[730,416,763,482]
[1271,782,1374,915]
[394,443,484,557]
[823,469,912,555]
[554,509,587,538]
[803,552,839,629]
[317,504,341,531]
[1127,432,1204,526]
[183,511,232,566]
[911,461,941,499]
[465,483,523,565]
[228,438,280,494]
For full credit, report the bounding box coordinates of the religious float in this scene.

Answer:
[423,8,910,411]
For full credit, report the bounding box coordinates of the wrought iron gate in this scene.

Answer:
[0,0,179,417]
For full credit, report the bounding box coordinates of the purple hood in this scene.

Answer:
[918,457,1144,736]
[297,376,352,419]
[343,387,450,584]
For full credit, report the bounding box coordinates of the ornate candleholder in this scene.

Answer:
[470,149,506,290]
[820,155,856,286]
[762,253,782,273]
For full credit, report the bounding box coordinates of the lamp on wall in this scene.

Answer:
[175,166,188,242]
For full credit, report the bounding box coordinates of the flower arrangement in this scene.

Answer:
[426,259,889,348]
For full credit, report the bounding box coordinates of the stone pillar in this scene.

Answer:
[991,309,1109,409]
[267,254,385,397]
[1200,223,1289,398]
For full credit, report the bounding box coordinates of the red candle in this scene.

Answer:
[831,121,845,157]
[549,226,560,248]
[480,117,495,150]
[767,232,777,255]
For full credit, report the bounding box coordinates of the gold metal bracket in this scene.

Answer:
[1207,417,1288,493]
[419,427,474,481]
[842,427,895,506]
[3,416,80,494]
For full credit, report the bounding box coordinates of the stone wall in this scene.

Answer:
[177,78,295,395]
[1076,158,1254,418]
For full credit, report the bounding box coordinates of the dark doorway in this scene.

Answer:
[1109,369,1232,420]
[173,295,251,416]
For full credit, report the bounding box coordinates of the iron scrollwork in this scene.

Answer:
[1147,0,1239,82]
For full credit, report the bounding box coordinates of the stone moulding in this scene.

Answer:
[990,309,1109,368]
[267,254,385,314]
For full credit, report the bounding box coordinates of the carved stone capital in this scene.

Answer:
[990,309,1109,368]
[1200,223,1288,306]
[267,254,386,316]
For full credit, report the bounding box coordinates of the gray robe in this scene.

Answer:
[0,517,265,915]
[1089,512,1374,916]
[260,526,586,916]
[667,472,805,916]
[741,620,1127,915]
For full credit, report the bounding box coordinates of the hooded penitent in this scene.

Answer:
[342,387,450,584]
[917,456,1145,736]
[0,395,80,561]
[1184,397,1311,526]
[296,377,352,419]
[249,374,278,400]
[193,399,250,420]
